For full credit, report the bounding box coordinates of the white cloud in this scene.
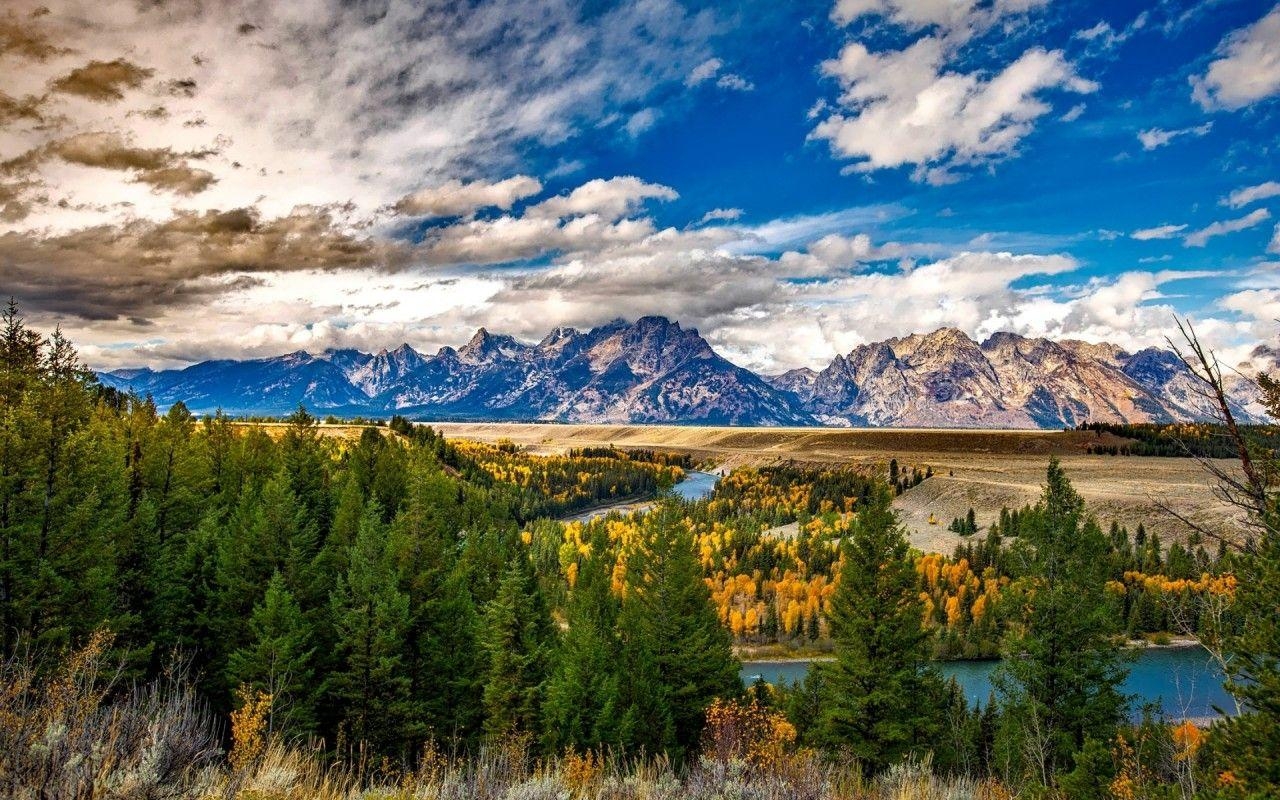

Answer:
[686,57,723,86]
[1074,21,1113,41]
[813,0,1088,182]
[716,73,755,92]
[529,177,677,221]
[1220,288,1280,334]
[1060,103,1086,122]
[0,0,715,234]
[1191,6,1280,110]
[699,207,743,223]
[1223,180,1280,208]
[624,108,660,138]
[52,199,1249,374]
[1072,12,1147,50]
[728,203,910,251]
[1136,122,1212,150]
[1269,223,1280,254]
[684,56,753,91]
[1131,223,1187,241]
[812,39,1096,181]
[394,176,543,218]
[1184,208,1271,247]
[830,0,1049,41]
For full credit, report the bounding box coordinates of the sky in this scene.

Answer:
[2,0,1279,374]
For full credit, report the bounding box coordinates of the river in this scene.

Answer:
[742,647,1234,720]
[561,470,719,523]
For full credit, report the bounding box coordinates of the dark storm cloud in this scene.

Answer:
[2,132,219,196]
[49,58,155,102]
[0,92,45,125]
[2,206,410,321]
[164,78,197,97]
[0,9,65,61]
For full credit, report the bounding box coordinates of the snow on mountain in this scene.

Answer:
[99,319,1272,427]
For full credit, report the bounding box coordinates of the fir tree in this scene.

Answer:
[541,525,622,752]
[480,552,554,740]
[614,506,740,762]
[993,458,1128,788]
[390,458,484,747]
[228,570,316,738]
[326,502,412,753]
[814,486,948,773]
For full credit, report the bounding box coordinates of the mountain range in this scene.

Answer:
[97,316,1270,428]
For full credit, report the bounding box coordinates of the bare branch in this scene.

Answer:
[1167,318,1268,521]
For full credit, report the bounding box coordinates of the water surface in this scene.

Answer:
[562,470,718,523]
[671,470,719,501]
[742,647,1233,720]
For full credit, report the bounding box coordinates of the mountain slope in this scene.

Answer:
[98,351,368,415]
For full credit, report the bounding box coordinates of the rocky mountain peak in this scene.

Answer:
[389,342,418,358]
[538,326,579,347]
[458,327,525,364]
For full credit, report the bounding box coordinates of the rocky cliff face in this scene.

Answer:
[99,319,1270,427]
[766,328,1265,427]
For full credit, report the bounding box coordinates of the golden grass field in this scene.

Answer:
[427,422,1249,552]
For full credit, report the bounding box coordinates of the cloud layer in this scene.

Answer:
[3,0,1278,378]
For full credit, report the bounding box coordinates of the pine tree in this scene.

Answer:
[280,405,331,535]
[389,458,484,747]
[326,502,411,753]
[993,458,1128,788]
[814,486,948,773]
[480,552,553,740]
[542,525,622,752]
[228,571,316,738]
[215,471,308,652]
[614,506,740,762]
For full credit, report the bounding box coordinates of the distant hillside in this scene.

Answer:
[98,317,1268,428]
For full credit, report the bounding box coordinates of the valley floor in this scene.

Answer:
[427,422,1249,549]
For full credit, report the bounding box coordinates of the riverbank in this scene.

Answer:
[735,634,1203,664]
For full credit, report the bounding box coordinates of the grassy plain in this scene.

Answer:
[427,422,1248,552]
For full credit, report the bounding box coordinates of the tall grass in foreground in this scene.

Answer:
[0,635,1012,799]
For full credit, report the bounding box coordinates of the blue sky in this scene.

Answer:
[2,0,1278,371]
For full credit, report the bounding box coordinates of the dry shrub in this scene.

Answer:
[230,685,273,774]
[701,697,799,771]
[562,748,604,798]
[0,630,221,799]
[1,639,1025,800]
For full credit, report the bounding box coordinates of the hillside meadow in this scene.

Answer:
[428,423,1249,550]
